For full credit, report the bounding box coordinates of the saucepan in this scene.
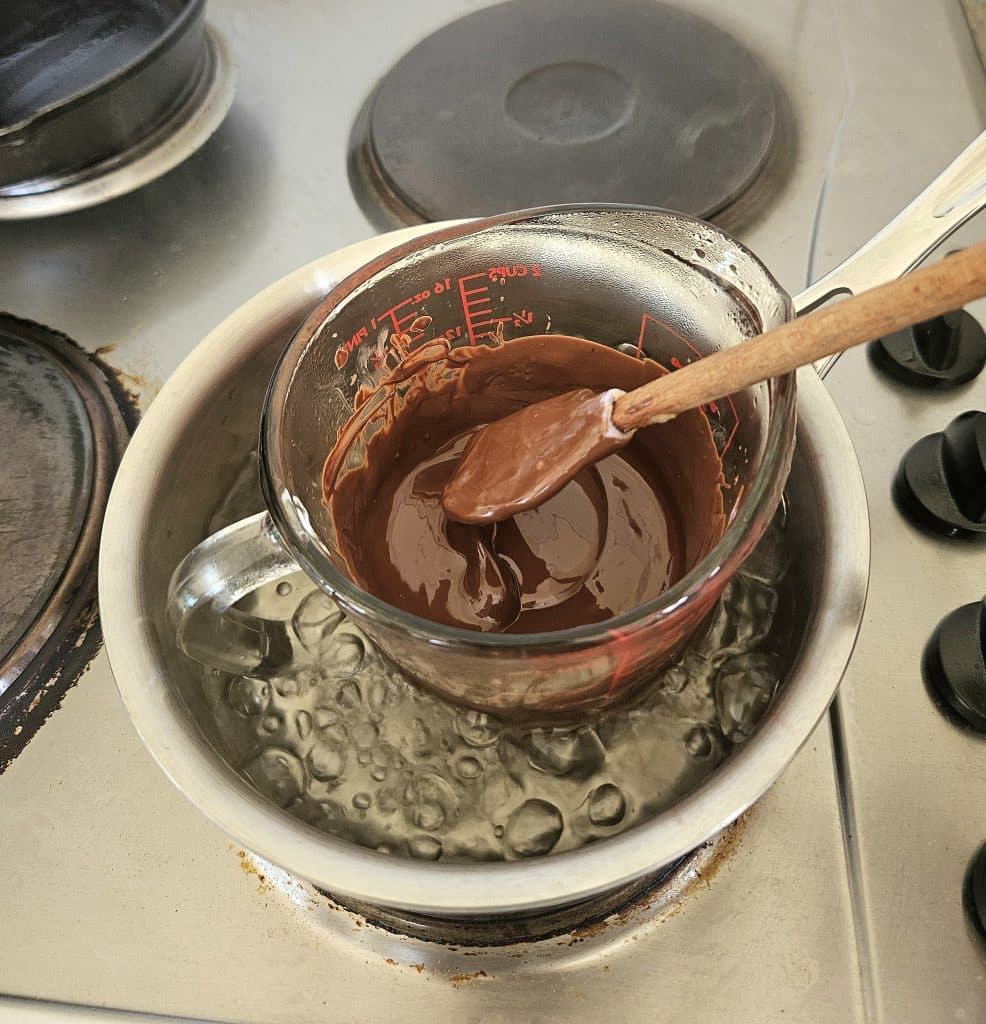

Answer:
[0,0,233,216]
[99,133,986,915]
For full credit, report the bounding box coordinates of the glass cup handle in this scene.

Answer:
[794,129,986,376]
[167,511,300,675]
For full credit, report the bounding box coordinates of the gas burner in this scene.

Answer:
[0,315,132,768]
[316,824,737,946]
[0,26,235,221]
[350,0,779,227]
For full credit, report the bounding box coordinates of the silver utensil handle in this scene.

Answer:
[167,511,298,675]
[794,130,986,375]
[796,130,986,314]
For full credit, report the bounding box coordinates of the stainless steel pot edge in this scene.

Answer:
[98,223,868,916]
[0,26,236,221]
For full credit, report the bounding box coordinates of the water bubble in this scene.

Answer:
[741,501,791,584]
[697,575,777,660]
[505,799,563,857]
[656,662,690,695]
[410,717,433,756]
[309,740,346,781]
[456,710,501,748]
[456,755,482,780]
[403,773,459,831]
[291,590,343,653]
[492,825,504,839]
[244,748,304,807]
[524,728,602,777]
[320,724,347,747]
[330,635,365,677]
[315,706,340,730]
[318,800,341,822]
[358,749,372,765]
[227,677,270,716]
[409,835,443,860]
[276,581,293,597]
[414,802,445,831]
[715,654,778,743]
[337,680,362,709]
[273,667,318,698]
[376,844,395,855]
[351,721,379,748]
[367,679,390,711]
[588,784,626,826]
[262,714,281,734]
[371,766,388,782]
[371,743,397,768]
[295,710,313,739]
[353,792,371,810]
[387,671,406,698]
[684,724,714,758]
[377,790,399,814]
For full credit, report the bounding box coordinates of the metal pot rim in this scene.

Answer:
[99,223,869,916]
[0,0,207,138]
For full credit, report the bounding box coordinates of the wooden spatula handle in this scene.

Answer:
[612,240,986,433]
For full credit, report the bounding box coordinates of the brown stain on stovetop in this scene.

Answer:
[91,342,161,417]
[223,819,750,997]
[448,969,489,987]
[237,814,750,984]
[234,848,271,895]
[560,813,748,945]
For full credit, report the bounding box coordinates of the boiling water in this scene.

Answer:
[196,454,791,863]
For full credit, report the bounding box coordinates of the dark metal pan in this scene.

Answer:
[0,0,207,190]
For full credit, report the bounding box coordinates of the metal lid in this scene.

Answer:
[351,0,778,225]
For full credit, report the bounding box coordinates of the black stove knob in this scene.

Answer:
[894,412,986,536]
[871,309,986,387]
[968,844,986,941]
[924,598,986,731]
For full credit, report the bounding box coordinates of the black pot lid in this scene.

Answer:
[351,0,778,224]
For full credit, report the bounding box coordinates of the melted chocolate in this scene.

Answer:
[442,387,632,524]
[323,335,725,634]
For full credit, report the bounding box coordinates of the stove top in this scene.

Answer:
[1,1,985,1022]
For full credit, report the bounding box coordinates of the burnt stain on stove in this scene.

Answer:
[447,969,490,987]
[223,820,747,993]
[566,812,748,944]
[283,814,748,967]
[92,343,162,413]
[234,848,272,895]
[0,313,138,771]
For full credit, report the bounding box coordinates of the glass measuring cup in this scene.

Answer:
[168,206,796,717]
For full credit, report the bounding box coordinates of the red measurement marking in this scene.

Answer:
[371,298,417,335]
[333,325,369,368]
[636,313,740,455]
[457,273,510,345]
